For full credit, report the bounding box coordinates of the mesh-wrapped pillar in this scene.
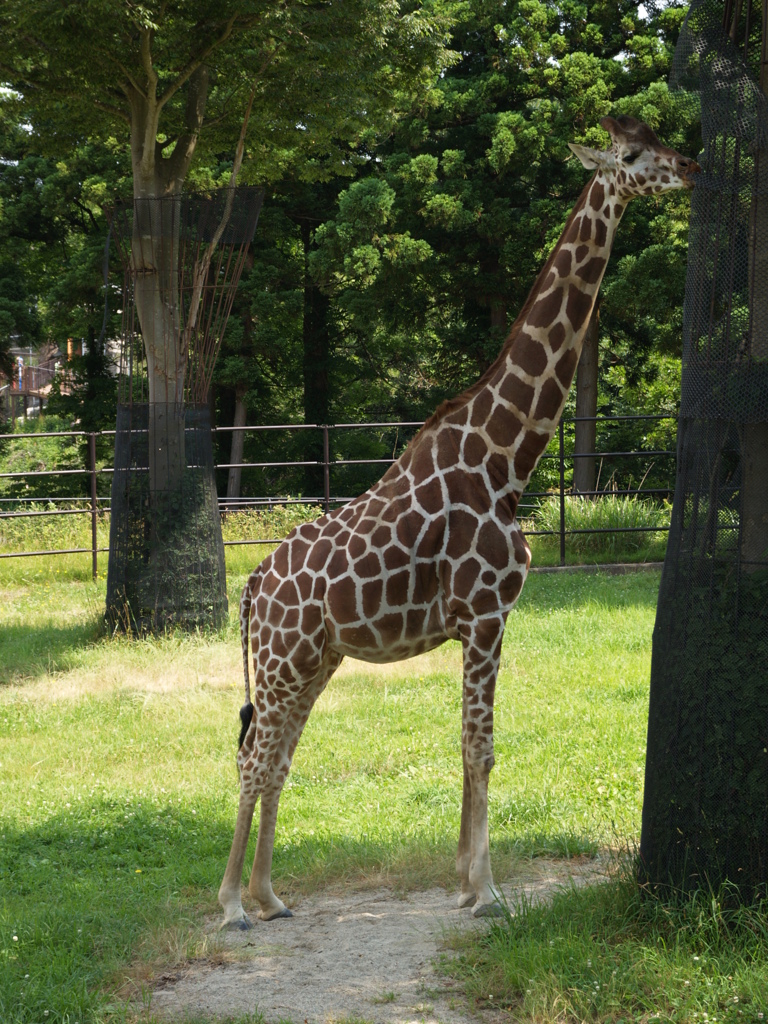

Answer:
[640,0,768,898]
[106,404,227,632]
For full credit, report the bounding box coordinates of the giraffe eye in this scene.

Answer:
[624,152,640,165]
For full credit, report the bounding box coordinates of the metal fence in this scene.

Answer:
[0,413,677,576]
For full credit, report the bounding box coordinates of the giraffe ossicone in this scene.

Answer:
[217,116,699,929]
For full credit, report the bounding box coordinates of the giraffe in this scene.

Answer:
[218,115,699,928]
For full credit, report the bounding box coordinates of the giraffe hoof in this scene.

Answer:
[261,907,293,921]
[472,900,505,919]
[220,914,253,931]
[457,891,477,909]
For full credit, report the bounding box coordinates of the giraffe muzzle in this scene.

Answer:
[677,157,701,189]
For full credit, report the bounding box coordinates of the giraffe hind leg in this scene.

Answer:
[218,702,269,930]
[248,654,342,920]
[218,786,258,930]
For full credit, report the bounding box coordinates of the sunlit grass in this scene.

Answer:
[0,503,319,585]
[446,857,768,1023]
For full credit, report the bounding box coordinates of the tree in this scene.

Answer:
[1,0,454,453]
[1,0,455,628]
[214,200,306,500]
[311,0,697,503]
[0,93,128,451]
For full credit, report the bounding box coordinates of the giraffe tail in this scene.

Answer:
[238,580,255,749]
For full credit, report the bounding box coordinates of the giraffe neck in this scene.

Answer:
[459,170,627,499]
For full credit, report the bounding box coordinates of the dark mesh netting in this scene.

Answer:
[640,0,768,898]
[106,403,227,633]
[110,188,263,405]
[104,188,262,632]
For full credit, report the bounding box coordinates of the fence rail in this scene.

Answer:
[0,414,677,575]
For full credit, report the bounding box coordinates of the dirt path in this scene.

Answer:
[149,857,608,1024]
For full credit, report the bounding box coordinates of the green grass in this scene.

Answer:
[1,567,659,1022]
[445,858,768,1023]
[7,566,768,1022]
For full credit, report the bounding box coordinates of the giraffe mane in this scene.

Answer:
[413,173,596,438]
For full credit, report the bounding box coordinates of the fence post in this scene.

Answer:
[322,425,330,515]
[559,418,566,567]
[89,432,98,579]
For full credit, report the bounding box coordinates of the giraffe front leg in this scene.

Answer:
[458,615,506,918]
[456,765,476,908]
[465,742,503,917]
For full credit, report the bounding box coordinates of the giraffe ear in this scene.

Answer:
[568,142,613,171]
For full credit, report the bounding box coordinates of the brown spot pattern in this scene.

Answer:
[515,335,548,377]
[549,322,566,351]
[514,429,550,480]
[534,377,564,420]
[555,348,580,388]
[499,374,534,415]
[576,256,606,285]
[566,287,593,330]
[527,288,563,329]
[553,248,572,276]
[464,433,488,467]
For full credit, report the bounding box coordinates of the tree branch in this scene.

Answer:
[163,63,209,187]
[137,26,161,181]
[93,99,132,126]
[139,26,158,103]
[181,79,259,375]
[72,196,101,234]
[156,16,237,112]
[156,11,268,112]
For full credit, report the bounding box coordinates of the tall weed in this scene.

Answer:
[221,502,323,543]
[528,494,670,560]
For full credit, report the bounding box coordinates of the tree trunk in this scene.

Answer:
[490,299,507,334]
[573,304,600,495]
[132,198,186,494]
[301,221,331,499]
[227,386,247,501]
[128,66,209,494]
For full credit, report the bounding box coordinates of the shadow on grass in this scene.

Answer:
[0,620,106,685]
[444,851,768,1022]
[0,803,598,1023]
[0,805,237,1023]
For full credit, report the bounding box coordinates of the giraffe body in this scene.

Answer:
[218,116,699,928]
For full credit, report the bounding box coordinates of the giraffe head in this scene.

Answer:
[568,115,699,200]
